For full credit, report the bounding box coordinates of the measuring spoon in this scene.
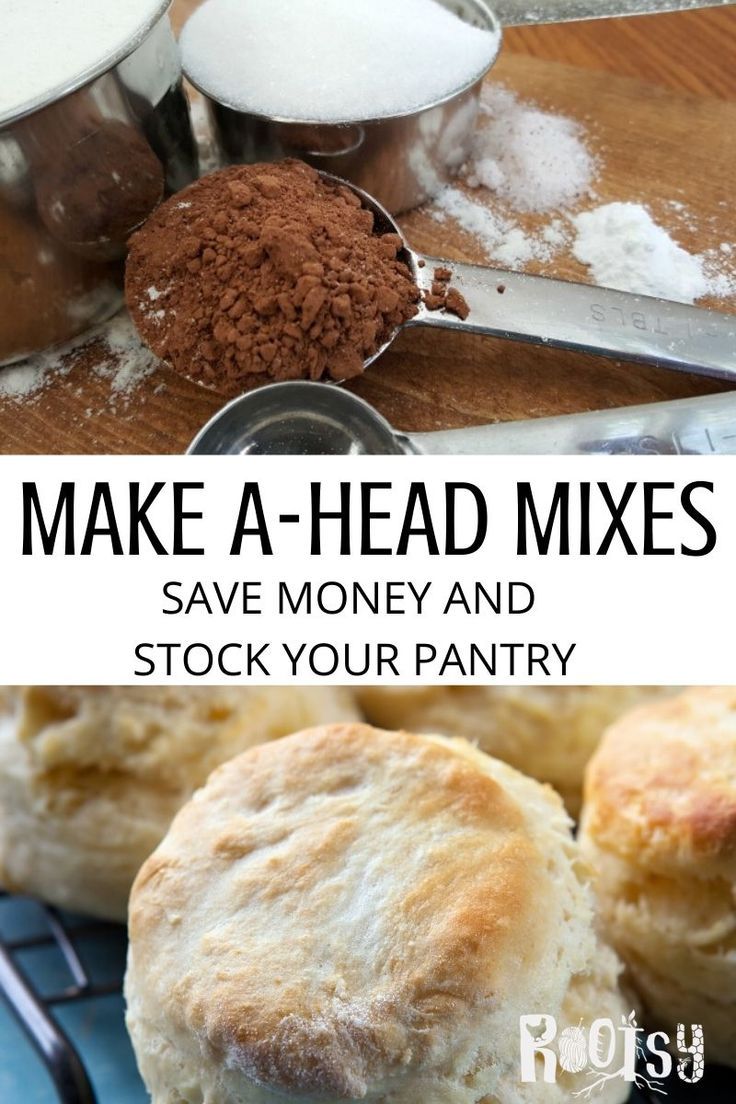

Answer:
[326,173,736,384]
[188,381,736,456]
[497,0,732,24]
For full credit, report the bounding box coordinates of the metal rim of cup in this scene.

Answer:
[186,381,403,456]
[0,0,174,128]
[182,0,502,128]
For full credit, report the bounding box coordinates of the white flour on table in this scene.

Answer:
[426,84,735,304]
[0,312,160,409]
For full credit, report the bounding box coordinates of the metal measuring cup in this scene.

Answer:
[187,381,736,456]
[183,0,501,215]
[0,0,198,367]
[183,0,731,216]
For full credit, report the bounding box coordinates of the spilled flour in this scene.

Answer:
[432,186,572,267]
[430,84,589,267]
[428,84,735,305]
[93,313,161,395]
[0,312,160,408]
[571,202,734,305]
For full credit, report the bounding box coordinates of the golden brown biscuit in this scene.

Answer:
[126,724,629,1104]
[579,687,736,1065]
[356,686,673,815]
[0,686,358,920]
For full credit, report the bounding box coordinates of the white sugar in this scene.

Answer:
[465,86,596,212]
[701,249,736,299]
[181,0,500,123]
[428,85,592,268]
[1,0,166,122]
[432,186,562,268]
[571,203,710,304]
[543,219,568,247]
[433,187,515,252]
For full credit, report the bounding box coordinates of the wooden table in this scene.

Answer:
[1,1,734,453]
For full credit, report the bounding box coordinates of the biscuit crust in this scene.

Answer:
[584,688,736,878]
[0,687,358,919]
[126,724,629,1104]
[580,687,736,1065]
[356,686,671,815]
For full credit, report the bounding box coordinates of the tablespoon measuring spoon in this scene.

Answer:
[328,173,736,384]
[188,381,736,456]
[497,0,733,24]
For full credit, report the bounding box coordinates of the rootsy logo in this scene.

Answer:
[519,1011,704,1097]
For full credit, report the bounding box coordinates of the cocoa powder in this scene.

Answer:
[125,160,422,387]
[423,266,470,319]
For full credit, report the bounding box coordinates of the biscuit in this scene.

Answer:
[0,687,358,921]
[355,686,672,815]
[579,687,736,1065]
[126,723,630,1104]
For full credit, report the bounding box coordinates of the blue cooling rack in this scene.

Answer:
[0,892,145,1104]
[0,889,732,1104]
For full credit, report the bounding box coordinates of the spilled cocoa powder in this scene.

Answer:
[126,160,423,386]
[424,266,470,319]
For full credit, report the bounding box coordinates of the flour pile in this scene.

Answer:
[429,85,734,306]
[430,85,592,267]
[571,202,733,305]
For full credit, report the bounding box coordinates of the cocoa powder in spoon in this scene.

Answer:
[125,160,422,388]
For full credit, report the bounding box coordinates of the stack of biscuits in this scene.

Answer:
[580,687,736,1068]
[0,684,731,1101]
[0,686,358,919]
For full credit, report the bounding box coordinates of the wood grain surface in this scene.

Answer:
[1,1,734,454]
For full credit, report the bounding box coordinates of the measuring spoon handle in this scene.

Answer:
[399,390,736,455]
[495,0,730,27]
[412,255,736,385]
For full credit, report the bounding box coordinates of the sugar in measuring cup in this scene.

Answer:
[180,0,502,215]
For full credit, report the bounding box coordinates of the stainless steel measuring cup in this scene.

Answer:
[184,0,501,215]
[0,0,198,367]
[329,173,736,384]
[184,0,729,215]
[188,381,736,456]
